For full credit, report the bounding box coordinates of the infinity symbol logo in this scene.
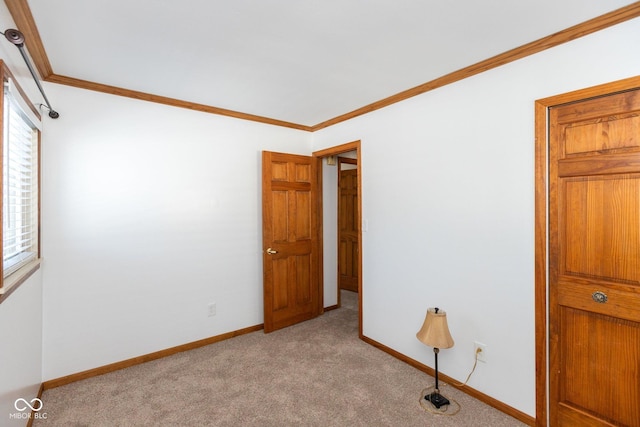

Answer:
[14,398,43,412]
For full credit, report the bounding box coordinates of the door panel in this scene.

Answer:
[549,89,640,426]
[562,176,640,284]
[558,308,640,426]
[262,151,320,333]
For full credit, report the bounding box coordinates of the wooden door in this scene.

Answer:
[262,151,320,333]
[338,158,358,292]
[549,89,640,426]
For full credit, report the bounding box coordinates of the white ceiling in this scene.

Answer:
[27,0,637,127]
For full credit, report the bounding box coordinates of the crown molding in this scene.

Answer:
[310,1,640,131]
[46,73,314,131]
[5,0,640,131]
[4,0,53,79]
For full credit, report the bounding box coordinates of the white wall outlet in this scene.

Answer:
[207,302,216,317]
[474,341,487,363]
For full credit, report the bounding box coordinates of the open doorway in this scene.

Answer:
[313,140,362,336]
[338,156,358,294]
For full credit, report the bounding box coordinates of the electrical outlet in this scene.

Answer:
[207,302,216,317]
[474,341,487,363]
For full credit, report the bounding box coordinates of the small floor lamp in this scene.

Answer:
[416,307,454,409]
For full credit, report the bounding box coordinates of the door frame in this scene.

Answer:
[534,75,640,427]
[313,140,363,337]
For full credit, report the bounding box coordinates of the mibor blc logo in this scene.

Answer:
[10,397,47,420]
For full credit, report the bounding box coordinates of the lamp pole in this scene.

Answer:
[426,346,450,408]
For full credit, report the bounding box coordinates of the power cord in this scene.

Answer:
[419,385,461,416]
[451,346,482,387]
[419,347,482,415]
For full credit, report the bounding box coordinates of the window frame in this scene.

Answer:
[0,60,42,304]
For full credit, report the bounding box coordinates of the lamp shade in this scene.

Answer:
[416,307,454,349]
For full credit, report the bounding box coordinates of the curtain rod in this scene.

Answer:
[2,28,59,119]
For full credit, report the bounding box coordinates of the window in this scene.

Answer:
[0,62,41,300]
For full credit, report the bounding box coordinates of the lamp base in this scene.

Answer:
[424,391,450,409]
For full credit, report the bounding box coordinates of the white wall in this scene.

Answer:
[312,17,640,417]
[0,270,43,426]
[40,84,312,380]
[0,2,47,425]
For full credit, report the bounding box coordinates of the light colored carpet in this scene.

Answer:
[35,291,527,426]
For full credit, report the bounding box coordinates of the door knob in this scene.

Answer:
[266,248,278,255]
[592,291,607,304]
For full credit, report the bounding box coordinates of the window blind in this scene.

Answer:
[3,83,39,277]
